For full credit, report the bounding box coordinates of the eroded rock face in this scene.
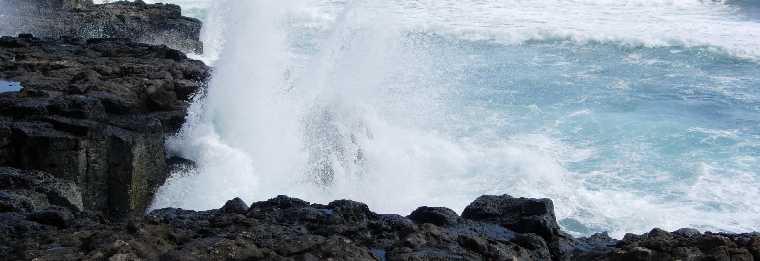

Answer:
[0,35,209,220]
[0,0,203,53]
[0,167,83,213]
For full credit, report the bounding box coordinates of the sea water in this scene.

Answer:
[138,0,760,238]
[0,80,22,93]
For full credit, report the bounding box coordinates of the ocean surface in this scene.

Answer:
[133,0,759,238]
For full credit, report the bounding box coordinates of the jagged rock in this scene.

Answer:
[328,199,376,224]
[462,194,561,240]
[0,0,203,53]
[250,195,310,211]
[0,36,209,220]
[221,197,248,214]
[673,228,701,238]
[461,194,594,260]
[166,156,197,175]
[408,206,461,226]
[608,229,760,261]
[0,194,759,260]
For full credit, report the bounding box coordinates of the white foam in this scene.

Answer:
[150,0,760,238]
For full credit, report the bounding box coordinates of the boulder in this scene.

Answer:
[221,197,248,214]
[608,229,760,261]
[408,206,461,227]
[461,194,586,260]
[462,194,561,240]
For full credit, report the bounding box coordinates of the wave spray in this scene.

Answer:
[153,0,760,238]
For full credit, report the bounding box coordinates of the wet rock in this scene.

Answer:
[408,206,461,227]
[250,195,310,211]
[328,199,375,224]
[166,156,197,175]
[673,228,702,238]
[221,197,249,214]
[606,229,760,261]
[0,0,203,53]
[1,194,759,261]
[557,232,618,260]
[462,194,561,240]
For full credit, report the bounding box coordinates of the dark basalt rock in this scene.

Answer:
[0,193,759,260]
[221,197,249,214]
[0,0,204,53]
[462,195,623,261]
[463,194,561,240]
[26,206,74,228]
[0,35,209,220]
[0,167,83,213]
[408,206,461,226]
[609,229,759,261]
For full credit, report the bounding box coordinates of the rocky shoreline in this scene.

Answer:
[0,34,209,221]
[2,190,758,260]
[0,1,758,260]
[0,0,203,53]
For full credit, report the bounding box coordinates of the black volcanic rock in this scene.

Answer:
[0,193,759,260]
[463,194,561,240]
[0,167,83,213]
[221,197,249,214]
[0,0,203,53]
[0,35,209,220]
[26,206,74,228]
[461,194,608,260]
[408,206,461,226]
[609,229,759,261]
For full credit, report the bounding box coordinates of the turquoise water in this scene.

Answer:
[151,0,760,237]
[424,37,760,234]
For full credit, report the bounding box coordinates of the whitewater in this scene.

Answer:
[127,0,760,238]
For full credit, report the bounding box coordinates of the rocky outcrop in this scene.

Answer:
[0,35,209,220]
[0,0,203,53]
[609,228,760,261]
[1,193,756,260]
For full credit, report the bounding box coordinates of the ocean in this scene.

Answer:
[137,0,760,238]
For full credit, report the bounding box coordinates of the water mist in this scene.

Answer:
[153,0,760,238]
